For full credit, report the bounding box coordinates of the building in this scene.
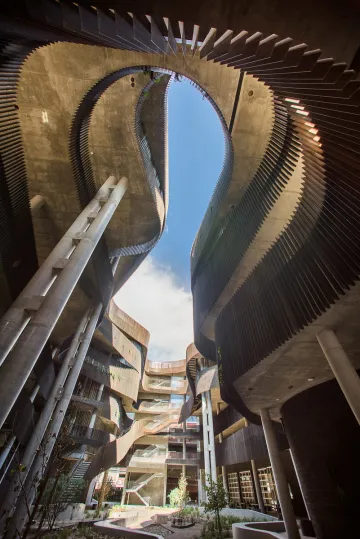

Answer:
[0,2,360,538]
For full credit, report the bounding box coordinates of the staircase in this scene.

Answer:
[125,472,164,506]
[61,461,91,503]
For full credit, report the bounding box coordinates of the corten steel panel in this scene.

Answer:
[214,423,287,468]
[282,377,360,539]
[213,405,243,437]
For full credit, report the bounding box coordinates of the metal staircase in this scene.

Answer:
[61,461,91,503]
[125,472,165,506]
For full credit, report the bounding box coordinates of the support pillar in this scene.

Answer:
[85,476,97,507]
[163,465,167,506]
[0,176,128,429]
[206,390,217,484]
[5,301,103,538]
[197,467,203,505]
[260,408,300,539]
[201,391,211,489]
[0,308,91,529]
[251,459,265,514]
[317,328,360,425]
[121,471,129,505]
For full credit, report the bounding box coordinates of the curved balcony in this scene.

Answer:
[137,401,182,414]
[166,451,199,466]
[144,359,186,375]
[142,373,187,395]
[85,413,179,481]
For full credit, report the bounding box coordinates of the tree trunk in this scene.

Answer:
[216,509,222,539]
[96,470,109,517]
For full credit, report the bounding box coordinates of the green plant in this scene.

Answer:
[168,472,190,509]
[202,475,229,538]
[58,529,71,539]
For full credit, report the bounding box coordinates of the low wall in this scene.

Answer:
[233,521,286,539]
[198,507,275,521]
[94,520,162,538]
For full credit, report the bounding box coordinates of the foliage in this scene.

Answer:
[168,473,190,508]
[95,470,112,517]
[40,474,85,530]
[202,476,229,538]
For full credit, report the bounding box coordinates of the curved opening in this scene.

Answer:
[116,71,227,363]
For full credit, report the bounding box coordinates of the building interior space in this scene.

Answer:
[1,2,360,539]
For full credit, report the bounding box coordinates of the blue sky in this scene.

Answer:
[154,78,225,290]
[115,78,224,361]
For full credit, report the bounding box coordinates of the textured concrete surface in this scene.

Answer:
[15,42,240,343]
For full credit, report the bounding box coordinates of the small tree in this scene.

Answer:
[168,472,189,509]
[95,470,113,517]
[203,475,229,538]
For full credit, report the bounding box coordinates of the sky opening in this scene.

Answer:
[115,77,225,361]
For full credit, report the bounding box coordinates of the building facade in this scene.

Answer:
[0,2,360,539]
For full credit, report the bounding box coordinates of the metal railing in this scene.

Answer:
[70,425,109,445]
[166,451,199,460]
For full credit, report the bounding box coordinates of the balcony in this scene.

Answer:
[137,401,182,414]
[128,446,167,468]
[145,359,186,375]
[166,451,199,465]
[145,377,187,393]
[70,425,110,447]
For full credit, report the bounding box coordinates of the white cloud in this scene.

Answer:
[114,256,194,362]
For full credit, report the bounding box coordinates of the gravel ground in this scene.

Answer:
[143,524,173,537]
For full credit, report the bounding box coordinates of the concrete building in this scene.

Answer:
[0,2,360,538]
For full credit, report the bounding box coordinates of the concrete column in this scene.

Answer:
[260,408,300,539]
[5,302,103,538]
[201,391,211,489]
[0,435,16,472]
[163,465,168,506]
[251,459,265,514]
[217,403,228,498]
[206,390,217,484]
[317,329,360,425]
[0,176,127,429]
[85,476,97,507]
[0,308,91,528]
[30,194,45,216]
[121,472,129,505]
[198,467,203,505]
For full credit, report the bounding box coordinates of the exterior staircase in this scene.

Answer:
[61,461,91,502]
[125,472,164,506]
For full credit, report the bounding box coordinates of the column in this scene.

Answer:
[85,476,97,507]
[251,459,265,514]
[260,408,300,539]
[121,471,129,505]
[317,329,360,425]
[163,465,168,506]
[5,302,103,538]
[201,391,211,488]
[217,403,228,498]
[0,176,128,429]
[206,390,217,484]
[197,467,203,505]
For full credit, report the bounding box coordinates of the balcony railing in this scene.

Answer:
[138,401,182,412]
[70,425,109,446]
[147,378,187,391]
[166,451,199,461]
